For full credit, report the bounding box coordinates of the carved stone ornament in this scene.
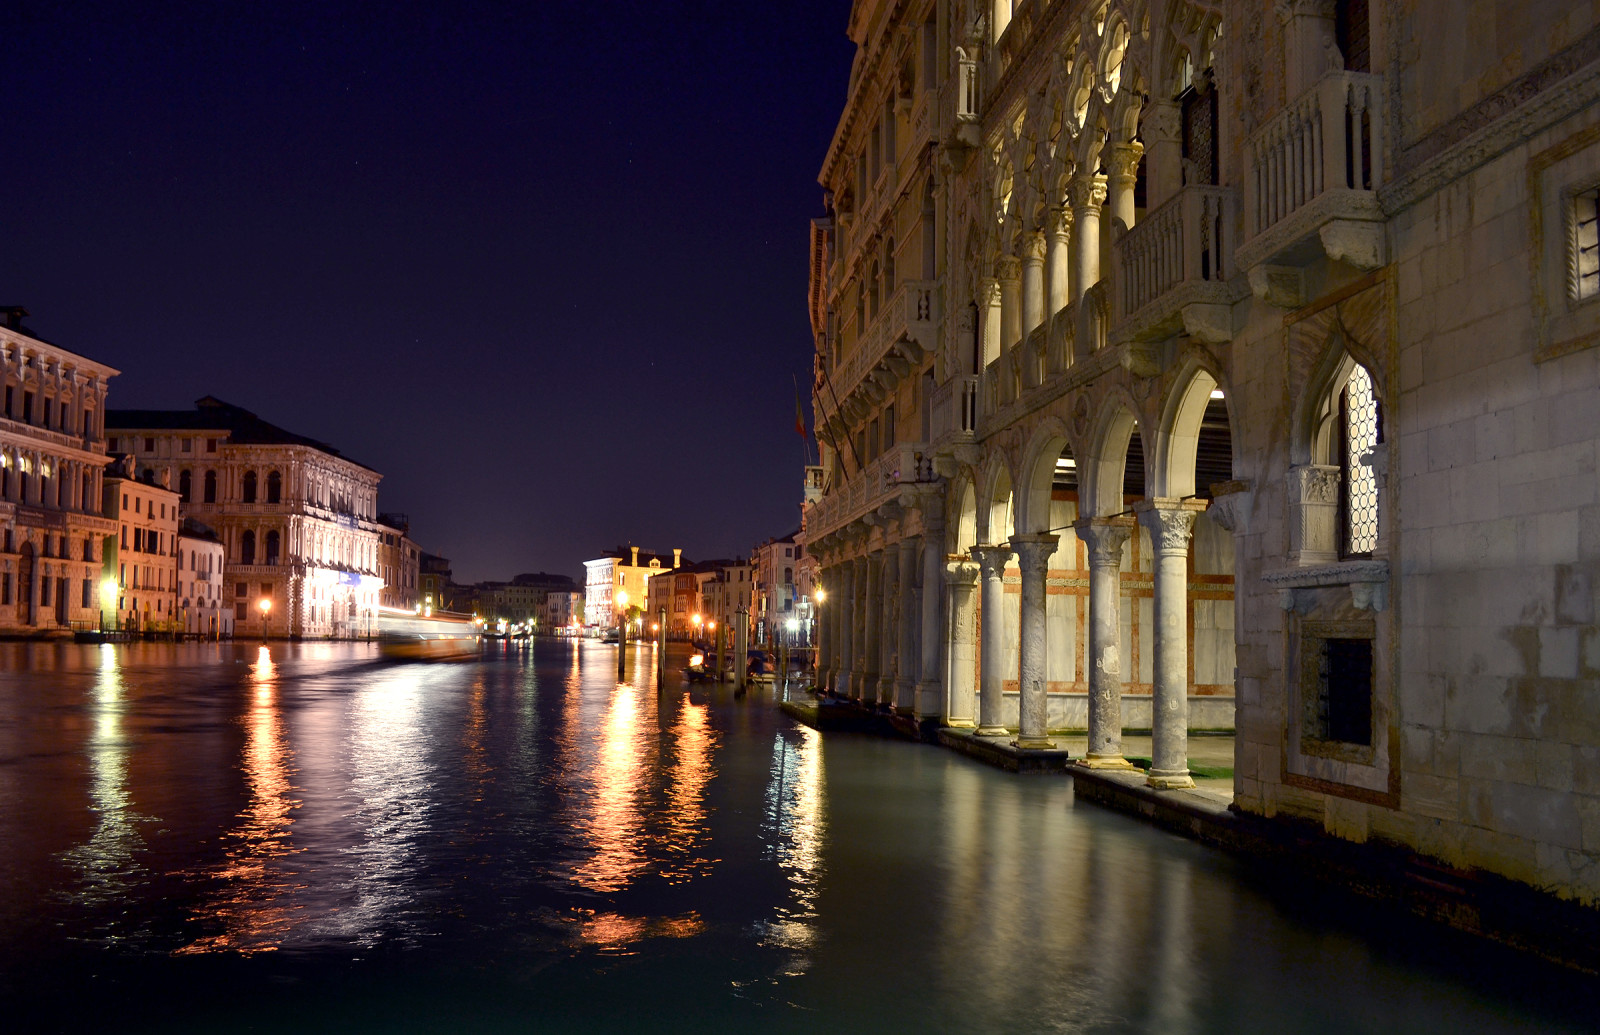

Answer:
[1076,520,1133,568]
[1142,101,1181,145]
[1107,142,1145,183]
[1023,232,1048,261]
[1072,394,1092,436]
[970,543,1012,578]
[995,256,1022,281]
[1067,175,1108,212]
[1135,504,1199,553]
[1292,464,1341,505]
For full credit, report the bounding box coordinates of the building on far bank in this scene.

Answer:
[584,545,682,629]
[751,531,804,646]
[0,309,118,635]
[177,519,230,638]
[419,552,453,611]
[539,589,583,634]
[376,513,421,611]
[701,560,754,645]
[101,455,180,633]
[108,397,384,639]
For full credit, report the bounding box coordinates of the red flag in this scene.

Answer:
[794,386,807,439]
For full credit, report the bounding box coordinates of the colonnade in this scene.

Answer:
[816,495,1210,791]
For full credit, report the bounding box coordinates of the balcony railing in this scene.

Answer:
[1118,185,1236,319]
[1245,70,1384,241]
[804,441,935,541]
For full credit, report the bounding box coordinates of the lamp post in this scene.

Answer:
[258,596,272,642]
[692,612,702,647]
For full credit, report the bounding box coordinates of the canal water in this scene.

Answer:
[1,640,1595,1034]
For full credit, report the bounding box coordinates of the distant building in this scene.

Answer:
[107,397,384,639]
[583,545,682,628]
[176,519,230,638]
[101,455,180,633]
[419,552,452,611]
[0,309,119,635]
[539,589,583,633]
[646,558,734,639]
[701,560,754,644]
[375,513,421,611]
[751,531,802,645]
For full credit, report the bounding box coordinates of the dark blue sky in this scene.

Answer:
[0,0,854,582]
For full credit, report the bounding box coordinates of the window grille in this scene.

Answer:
[1572,185,1600,302]
[1341,365,1379,556]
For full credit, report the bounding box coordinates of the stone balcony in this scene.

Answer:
[820,280,937,451]
[1236,70,1387,301]
[803,441,937,542]
[1113,184,1244,344]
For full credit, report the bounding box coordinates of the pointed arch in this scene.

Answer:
[977,453,1017,545]
[1016,415,1079,534]
[1152,357,1230,499]
[1081,386,1150,518]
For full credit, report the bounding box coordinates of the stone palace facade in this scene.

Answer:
[107,398,385,639]
[805,0,1600,903]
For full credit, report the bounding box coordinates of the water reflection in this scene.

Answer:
[660,695,716,885]
[178,645,301,954]
[59,644,149,911]
[759,725,824,972]
[572,682,647,894]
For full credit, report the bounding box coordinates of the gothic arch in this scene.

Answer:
[1152,355,1228,498]
[1081,383,1150,518]
[1016,414,1078,534]
[976,452,1016,545]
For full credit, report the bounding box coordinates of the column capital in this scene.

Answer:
[1067,173,1107,212]
[969,543,1011,578]
[1074,517,1134,567]
[995,255,1022,282]
[1048,205,1072,237]
[1107,141,1145,184]
[1021,231,1047,262]
[1007,532,1058,572]
[945,558,980,586]
[1133,498,1207,554]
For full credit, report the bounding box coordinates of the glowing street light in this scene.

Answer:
[258,596,272,641]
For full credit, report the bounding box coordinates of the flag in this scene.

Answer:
[793,382,807,439]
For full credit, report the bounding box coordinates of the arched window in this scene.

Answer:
[266,470,281,504]
[178,469,191,503]
[242,470,257,503]
[783,567,793,584]
[869,260,881,318]
[203,470,217,503]
[884,237,896,296]
[1311,360,1382,558]
[265,529,280,565]
[241,530,256,565]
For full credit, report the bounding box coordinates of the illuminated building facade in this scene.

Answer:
[0,312,118,635]
[806,0,1600,904]
[102,457,181,632]
[107,397,384,638]
[583,545,682,628]
[751,532,805,646]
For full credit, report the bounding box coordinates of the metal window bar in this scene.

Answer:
[1341,365,1379,557]
[1574,187,1600,301]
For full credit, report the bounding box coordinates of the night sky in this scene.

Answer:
[0,0,854,583]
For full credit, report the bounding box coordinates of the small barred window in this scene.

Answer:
[1572,185,1600,302]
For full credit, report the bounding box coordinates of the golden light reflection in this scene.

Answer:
[658,697,717,885]
[60,644,149,905]
[177,643,302,954]
[758,725,825,971]
[571,686,646,893]
[575,909,704,955]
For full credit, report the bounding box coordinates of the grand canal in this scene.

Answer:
[1,639,1595,1033]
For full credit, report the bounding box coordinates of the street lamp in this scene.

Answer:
[258,596,272,641]
[99,578,119,634]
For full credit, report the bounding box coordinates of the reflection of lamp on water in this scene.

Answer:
[615,588,628,679]
[258,596,272,642]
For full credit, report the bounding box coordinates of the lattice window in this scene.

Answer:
[1341,365,1379,556]
[1572,185,1600,302]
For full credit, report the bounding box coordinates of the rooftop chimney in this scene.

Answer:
[630,546,639,567]
[0,306,28,331]
[673,548,682,568]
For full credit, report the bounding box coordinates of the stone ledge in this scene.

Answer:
[937,727,1075,773]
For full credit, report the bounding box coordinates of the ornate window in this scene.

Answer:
[1571,184,1600,302]
[203,470,217,503]
[241,530,256,565]
[1310,360,1381,558]
[178,469,191,503]
[265,530,280,565]
[242,470,257,504]
[266,470,281,504]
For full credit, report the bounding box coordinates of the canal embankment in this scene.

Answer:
[781,697,1600,975]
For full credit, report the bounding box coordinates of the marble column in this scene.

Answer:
[1076,518,1137,769]
[944,559,980,726]
[896,536,920,713]
[1106,142,1143,236]
[1069,174,1107,305]
[970,543,1011,736]
[1135,500,1204,789]
[1046,207,1073,318]
[916,532,946,719]
[836,558,857,698]
[1020,232,1046,338]
[1009,533,1059,749]
[997,256,1022,352]
[877,546,899,706]
[859,552,881,703]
